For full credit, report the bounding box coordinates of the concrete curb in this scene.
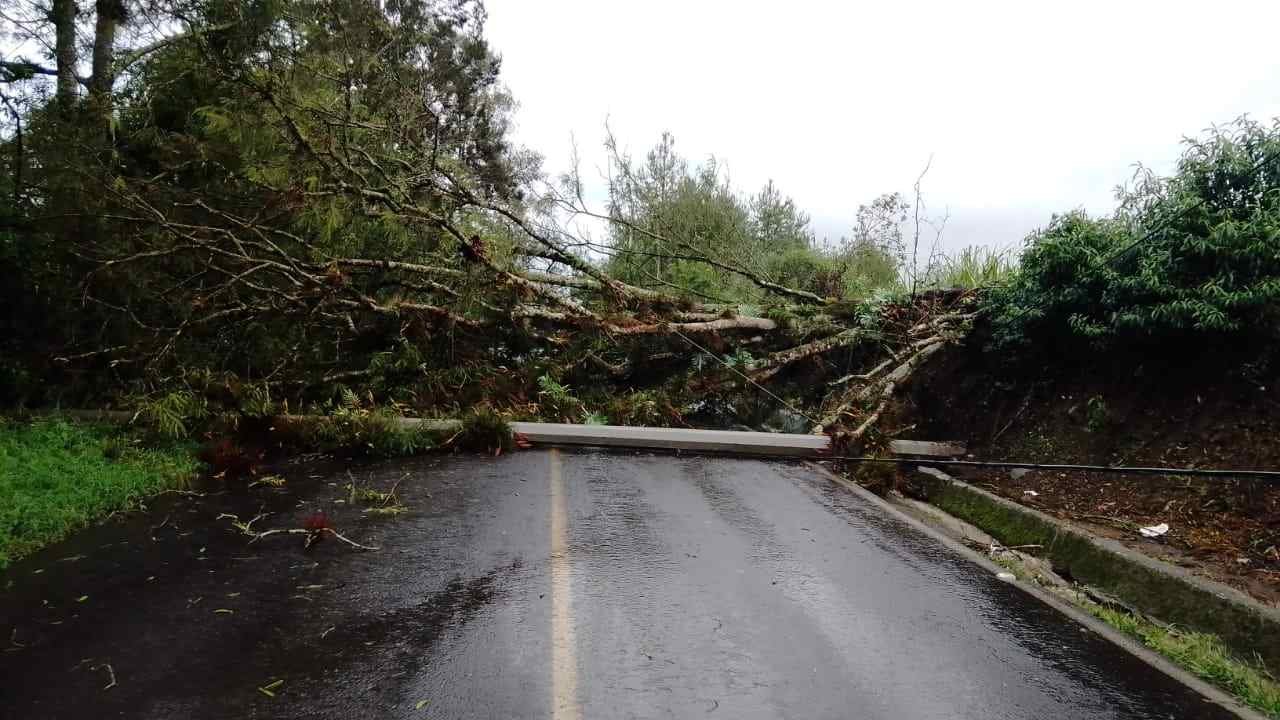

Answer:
[805,461,1267,720]
[910,465,1280,672]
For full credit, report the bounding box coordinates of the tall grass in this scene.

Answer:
[930,245,1018,290]
[0,418,199,568]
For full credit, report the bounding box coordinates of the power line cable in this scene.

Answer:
[670,327,822,427]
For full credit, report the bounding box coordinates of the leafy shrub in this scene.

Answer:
[765,246,843,298]
[835,241,903,298]
[987,118,1280,352]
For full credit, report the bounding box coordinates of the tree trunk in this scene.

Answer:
[89,0,125,113]
[52,0,79,111]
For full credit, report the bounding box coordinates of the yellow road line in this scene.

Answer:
[549,449,580,720]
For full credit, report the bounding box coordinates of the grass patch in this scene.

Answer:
[0,418,199,568]
[1088,605,1280,717]
[930,245,1017,289]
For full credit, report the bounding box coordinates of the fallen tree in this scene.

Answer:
[3,0,975,451]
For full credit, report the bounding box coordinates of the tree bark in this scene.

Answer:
[52,0,79,111]
[89,0,125,111]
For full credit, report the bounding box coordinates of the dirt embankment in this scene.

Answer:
[890,326,1280,606]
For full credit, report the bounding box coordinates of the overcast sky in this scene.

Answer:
[485,0,1280,253]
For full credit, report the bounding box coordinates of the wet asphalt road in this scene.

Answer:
[0,449,1239,719]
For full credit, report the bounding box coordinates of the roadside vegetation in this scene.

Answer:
[1090,606,1280,718]
[988,540,1280,717]
[985,118,1280,356]
[0,419,198,568]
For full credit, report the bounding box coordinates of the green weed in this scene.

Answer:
[136,390,209,439]
[290,393,440,458]
[1085,395,1110,433]
[453,407,514,453]
[930,245,1018,290]
[0,418,199,568]
[1089,606,1280,717]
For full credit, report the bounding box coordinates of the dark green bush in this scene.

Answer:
[988,118,1280,352]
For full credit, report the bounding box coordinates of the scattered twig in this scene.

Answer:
[220,509,378,551]
[92,662,117,690]
[251,527,380,551]
[218,508,268,535]
[828,357,895,388]
[154,489,207,498]
[992,387,1035,444]
[258,679,284,697]
[383,472,409,506]
[1077,514,1137,530]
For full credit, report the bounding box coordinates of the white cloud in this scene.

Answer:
[485,0,1280,252]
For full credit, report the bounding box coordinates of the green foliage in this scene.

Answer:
[238,383,276,419]
[603,133,845,302]
[988,118,1280,352]
[137,391,209,439]
[829,287,902,333]
[836,243,903,299]
[1085,395,1110,433]
[604,137,757,301]
[930,246,1018,289]
[1090,605,1280,717]
[764,246,843,299]
[0,418,199,567]
[453,407,514,453]
[537,374,582,421]
[725,348,755,371]
[603,390,675,426]
[295,398,439,459]
[0,0,524,403]
[601,133,908,304]
[836,192,910,295]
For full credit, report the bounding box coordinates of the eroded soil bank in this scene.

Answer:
[891,330,1280,606]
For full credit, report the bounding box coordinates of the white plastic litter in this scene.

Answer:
[1022,490,1039,497]
[996,572,1016,582]
[1138,522,1170,538]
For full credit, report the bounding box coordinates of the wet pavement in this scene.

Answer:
[0,449,1241,719]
